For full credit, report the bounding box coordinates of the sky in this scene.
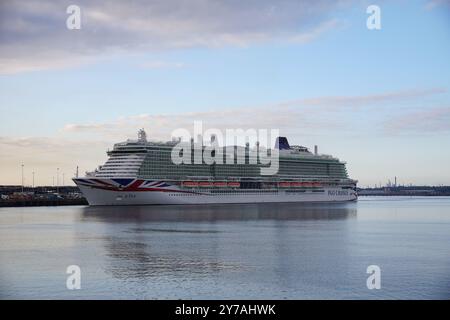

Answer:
[0,0,450,187]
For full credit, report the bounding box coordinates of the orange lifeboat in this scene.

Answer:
[291,182,302,187]
[312,182,322,187]
[302,182,313,187]
[279,182,291,188]
[198,181,213,187]
[182,181,198,187]
[214,181,227,187]
[227,182,240,188]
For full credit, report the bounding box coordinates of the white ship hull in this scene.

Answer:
[74,178,357,206]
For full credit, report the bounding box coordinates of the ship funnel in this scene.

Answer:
[275,137,290,150]
[314,145,318,155]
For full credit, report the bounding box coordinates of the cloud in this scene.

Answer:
[425,0,450,10]
[0,136,109,156]
[282,87,447,111]
[0,136,110,185]
[0,0,352,74]
[384,106,450,134]
[287,18,341,44]
[62,106,315,140]
[62,87,447,140]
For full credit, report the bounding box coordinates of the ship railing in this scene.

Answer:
[147,176,353,184]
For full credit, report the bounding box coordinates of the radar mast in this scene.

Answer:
[138,128,147,142]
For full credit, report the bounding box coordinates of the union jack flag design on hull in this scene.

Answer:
[73,178,201,194]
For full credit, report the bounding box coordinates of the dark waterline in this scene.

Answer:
[1,197,449,299]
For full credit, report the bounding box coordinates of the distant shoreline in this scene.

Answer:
[358,194,450,197]
[0,198,88,207]
[2,195,450,208]
[357,186,450,197]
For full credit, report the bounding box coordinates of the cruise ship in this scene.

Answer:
[73,130,357,205]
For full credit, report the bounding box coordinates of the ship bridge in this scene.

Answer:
[90,129,149,178]
[92,153,146,178]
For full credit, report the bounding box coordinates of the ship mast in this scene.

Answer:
[138,128,147,142]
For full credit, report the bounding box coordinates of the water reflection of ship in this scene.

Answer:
[79,203,357,288]
[81,202,357,223]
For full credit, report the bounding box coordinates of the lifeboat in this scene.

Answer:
[279,182,291,188]
[198,181,213,187]
[182,181,198,187]
[312,182,322,187]
[302,182,313,187]
[227,182,240,188]
[291,182,303,187]
[214,181,227,187]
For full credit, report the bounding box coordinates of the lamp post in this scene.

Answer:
[21,164,24,193]
[56,168,59,194]
[32,171,35,189]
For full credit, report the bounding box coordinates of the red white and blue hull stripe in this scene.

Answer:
[73,178,357,206]
[73,178,198,193]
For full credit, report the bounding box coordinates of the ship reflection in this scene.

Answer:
[99,236,239,281]
[79,203,357,285]
[81,202,357,223]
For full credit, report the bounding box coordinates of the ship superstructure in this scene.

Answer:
[74,130,357,205]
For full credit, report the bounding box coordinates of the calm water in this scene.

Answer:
[0,197,449,299]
